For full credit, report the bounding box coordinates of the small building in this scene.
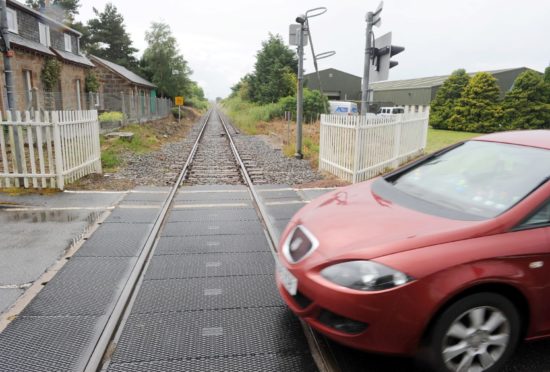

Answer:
[304,68,361,101]
[89,55,156,116]
[370,67,534,113]
[0,0,94,112]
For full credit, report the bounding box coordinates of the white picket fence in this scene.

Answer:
[0,110,102,190]
[319,113,429,183]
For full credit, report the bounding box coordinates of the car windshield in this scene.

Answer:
[391,141,550,218]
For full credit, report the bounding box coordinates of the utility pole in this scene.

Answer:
[292,7,328,159]
[360,2,383,115]
[295,16,305,159]
[0,0,23,183]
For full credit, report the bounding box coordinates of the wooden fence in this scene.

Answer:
[0,110,102,190]
[319,113,429,183]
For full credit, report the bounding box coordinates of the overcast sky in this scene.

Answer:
[78,0,550,100]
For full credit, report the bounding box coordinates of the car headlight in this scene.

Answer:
[320,260,413,291]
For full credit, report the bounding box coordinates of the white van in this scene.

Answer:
[329,101,358,115]
[378,106,405,115]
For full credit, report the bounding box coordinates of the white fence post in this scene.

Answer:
[51,111,64,190]
[319,112,429,183]
[352,116,360,184]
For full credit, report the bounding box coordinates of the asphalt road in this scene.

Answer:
[0,191,124,315]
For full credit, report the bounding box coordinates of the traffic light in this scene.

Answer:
[372,44,405,71]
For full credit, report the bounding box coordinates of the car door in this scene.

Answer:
[514,200,550,335]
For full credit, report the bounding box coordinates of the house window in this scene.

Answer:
[6,8,18,33]
[64,34,72,52]
[75,80,81,110]
[39,23,51,46]
[23,70,33,109]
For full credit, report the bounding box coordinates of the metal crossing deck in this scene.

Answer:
[106,185,316,371]
[0,185,327,372]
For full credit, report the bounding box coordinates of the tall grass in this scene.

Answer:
[223,97,283,134]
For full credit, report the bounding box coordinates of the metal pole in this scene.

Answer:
[295,21,305,159]
[361,11,373,115]
[306,21,328,114]
[1,0,23,183]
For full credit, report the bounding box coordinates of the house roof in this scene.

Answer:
[8,32,55,56]
[52,49,95,67]
[305,68,362,80]
[370,68,529,91]
[90,55,156,88]
[8,0,82,36]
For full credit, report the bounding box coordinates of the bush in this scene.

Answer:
[171,107,186,119]
[184,96,208,111]
[278,88,328,123]
[429,69,470,129]
[448,72,502,133]
[222,96,284,134]
[99,111,124,123]
[501,70,550,130]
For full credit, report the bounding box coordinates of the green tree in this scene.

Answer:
[502,70,550,130]
[248,34,298,104]
[141,22,192,98]
[26,0,80,24]
[543,66,550,102]
[429,69,470,129]
[278,88,328,123]
[449,72,502,133]
[86,4,139,71]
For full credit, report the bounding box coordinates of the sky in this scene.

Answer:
[78,0,550,100]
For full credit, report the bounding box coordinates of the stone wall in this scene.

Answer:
[0,48,90,112]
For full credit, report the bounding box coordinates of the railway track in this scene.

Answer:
[78,107,324,371]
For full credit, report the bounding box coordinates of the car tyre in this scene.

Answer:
[418,292,521,372]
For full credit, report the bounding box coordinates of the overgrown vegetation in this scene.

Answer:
[223,97,283,134]
[430,67,550,132]
[85,71,100,93]
[99,111,124,123]
[100,124,160,171]
[41,58,62,91]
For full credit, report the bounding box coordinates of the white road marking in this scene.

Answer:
[3,207,114,212]
[178,190,247,194]
[204,289,223,296]
[264,201,309,206]
[202,327,223,336]
[173,203,249,209]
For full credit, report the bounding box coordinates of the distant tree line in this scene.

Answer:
[430,67,550,133]
[229,34,327,122]
[26,0,207,106]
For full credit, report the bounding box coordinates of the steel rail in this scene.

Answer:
[216,110,339,372]
[83,109,214,372]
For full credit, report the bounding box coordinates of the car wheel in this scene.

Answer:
[420,292,521,372]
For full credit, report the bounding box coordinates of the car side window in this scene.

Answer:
[521,201,550,228]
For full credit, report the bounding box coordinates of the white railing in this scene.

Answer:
[319,113,429,183]
[0,110,102,190]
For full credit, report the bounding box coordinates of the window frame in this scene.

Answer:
[6,8,18,33]
[64,33,72,52]
[513,198,550,232]
[39,22,51,47]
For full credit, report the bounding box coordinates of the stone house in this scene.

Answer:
[89,55,157,116]
[0,0,94,112]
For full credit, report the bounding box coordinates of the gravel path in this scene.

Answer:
[98,110,325,188]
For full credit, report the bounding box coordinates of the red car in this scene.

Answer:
[276,130,550,372]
